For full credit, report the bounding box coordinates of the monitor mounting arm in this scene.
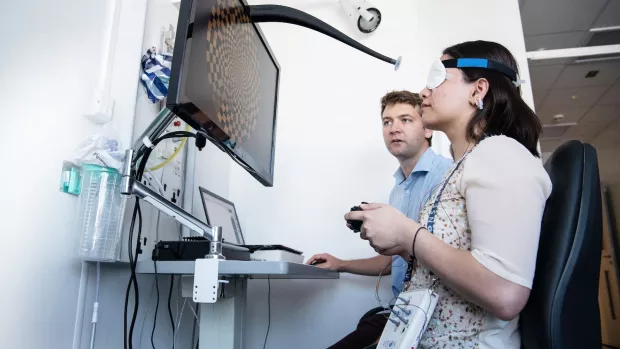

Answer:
[120,107,246,257]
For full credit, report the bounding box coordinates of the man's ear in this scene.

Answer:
[424,128,433,140]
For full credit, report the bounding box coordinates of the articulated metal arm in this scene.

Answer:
[121,149,247,255]
[121,148,216,244]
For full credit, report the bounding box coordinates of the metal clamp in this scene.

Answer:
[206,226,226,260]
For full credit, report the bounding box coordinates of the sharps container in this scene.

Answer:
[76,164,127,262]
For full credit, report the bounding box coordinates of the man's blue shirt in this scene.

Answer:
[388,148,452,296]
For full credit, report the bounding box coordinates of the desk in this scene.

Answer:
[136,260,339,348]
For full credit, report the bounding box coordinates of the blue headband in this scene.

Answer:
[442,58,524,86]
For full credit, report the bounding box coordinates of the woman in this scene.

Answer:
[345,40,552,348]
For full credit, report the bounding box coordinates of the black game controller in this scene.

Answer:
[347,202,367,232]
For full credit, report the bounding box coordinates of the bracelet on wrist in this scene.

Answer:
[411,226,426,260]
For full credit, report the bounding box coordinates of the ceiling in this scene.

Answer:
[519,0,620,166]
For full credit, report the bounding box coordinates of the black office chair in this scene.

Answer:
[520,140,603,349]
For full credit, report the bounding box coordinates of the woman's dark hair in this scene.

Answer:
[443,40,541,157]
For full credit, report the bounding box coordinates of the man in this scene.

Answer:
[306,90,453,348]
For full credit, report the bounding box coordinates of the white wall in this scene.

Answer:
[78,1,199,349]
[0,0,143,347]
[0,0,198,348]
[202,0,532,348]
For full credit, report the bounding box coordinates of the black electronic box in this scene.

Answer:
[152,237,251,261]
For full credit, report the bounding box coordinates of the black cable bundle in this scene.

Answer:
[123,130,197,349]
[168,275,176,348]
[151,261,160,349]
[124,200,143,349]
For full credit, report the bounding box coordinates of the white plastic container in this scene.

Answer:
[76,164,127,262]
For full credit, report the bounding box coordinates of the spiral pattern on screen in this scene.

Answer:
[206,0,260,145]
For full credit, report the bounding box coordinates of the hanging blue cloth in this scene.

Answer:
[140,47,172,103]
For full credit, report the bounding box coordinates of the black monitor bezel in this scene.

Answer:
[167,0,280,187]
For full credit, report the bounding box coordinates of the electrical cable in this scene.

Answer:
[176,274,181,336]
[168,275,175,349]
[148,125,191,171]
[173,299,187,348]
[381,289,436,337]
[125,131,163,349]
[145,168,165,195]
[190,302,198,349]
[124,202,140,349]
[263,278,271,349]
[128,203,143,349]
[194,304,201,349]
[135,131,196,163]
[188,302,199,325]
[124,130,197,349]
[137,277,156,349]
[151,261,160,349]
[375,259,394,309]
[199,132,259,176]
[89,262,101,349]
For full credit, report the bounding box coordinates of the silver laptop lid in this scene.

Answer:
[198,187,245,245]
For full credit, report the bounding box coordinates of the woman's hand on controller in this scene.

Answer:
[344,203,421,254]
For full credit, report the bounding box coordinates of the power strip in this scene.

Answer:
[377,288,438,349]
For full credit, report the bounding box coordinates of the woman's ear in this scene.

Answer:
[469,78,489,104]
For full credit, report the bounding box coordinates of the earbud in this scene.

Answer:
[475,96,484,110]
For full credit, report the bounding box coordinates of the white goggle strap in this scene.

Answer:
[513,75,526,87]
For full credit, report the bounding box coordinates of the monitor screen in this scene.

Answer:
[168,0,280,186]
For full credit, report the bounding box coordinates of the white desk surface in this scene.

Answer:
[135,260,340,279]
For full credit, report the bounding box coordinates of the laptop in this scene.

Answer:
[199,187,246,245]
[198,187,303,261]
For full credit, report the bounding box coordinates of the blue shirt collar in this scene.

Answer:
[393,148,437,183]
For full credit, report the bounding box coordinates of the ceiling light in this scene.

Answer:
[526,44,620,60]
[590,26,620,33]
[553,114,565,122]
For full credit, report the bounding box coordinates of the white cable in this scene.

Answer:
[375,260,394,309]
[155,210,162,242]
[137,278,156,349]
[176,276,181,335]
[154,164,165,242]
[143,136,155,149]
[173,299,187,348]
[89,262,101,349]
[72,262,88,349]
[188,302,200,325]
[145,168,165,195]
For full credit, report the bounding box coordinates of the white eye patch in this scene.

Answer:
[426,58,448,90]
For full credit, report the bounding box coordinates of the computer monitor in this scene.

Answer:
[199,187,245,245]
[167,0,280,187]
